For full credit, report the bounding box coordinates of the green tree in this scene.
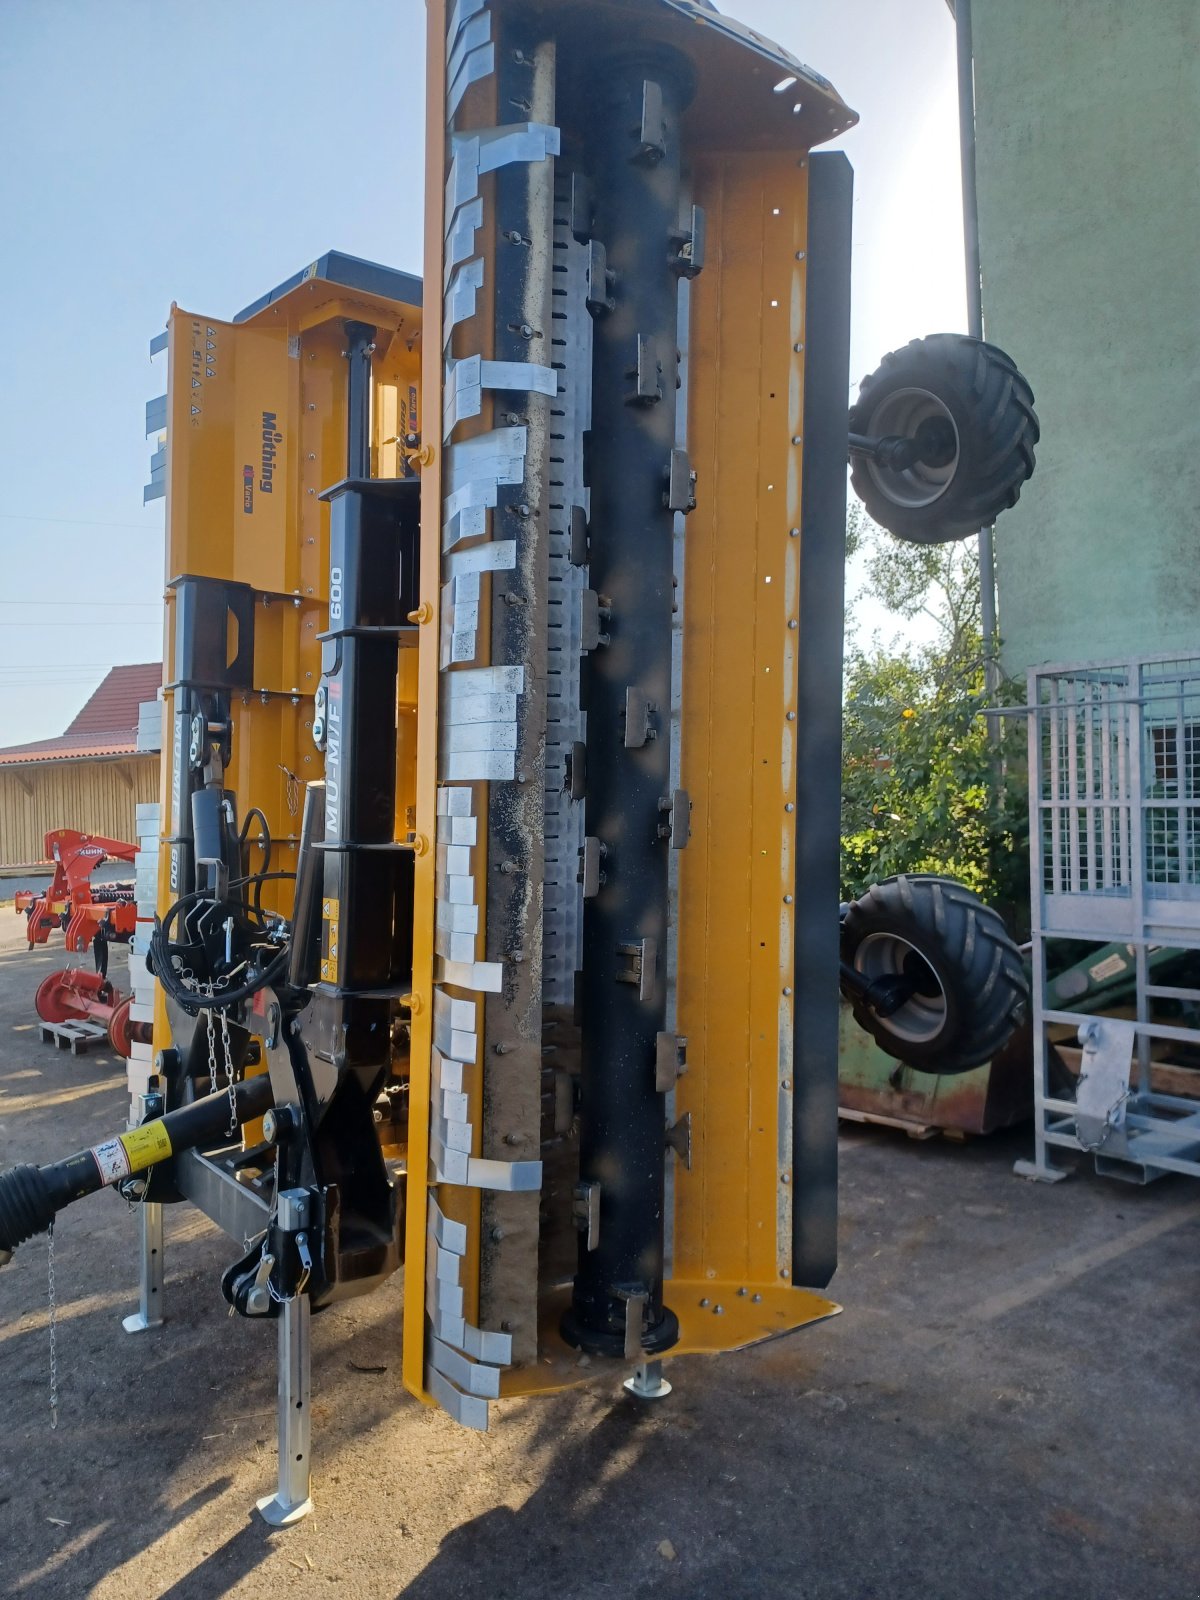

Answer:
[841,507,1028,918]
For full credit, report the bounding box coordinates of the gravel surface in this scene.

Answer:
[0,910,1196,1599]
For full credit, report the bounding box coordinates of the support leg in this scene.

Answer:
[1014,1154,1069,1183]
[623,1359,672,1401]
[1013,1014,1069,1183]
[255,1292,313,1527]
[121,1201,164,1333]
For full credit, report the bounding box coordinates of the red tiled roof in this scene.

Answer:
[64,662,162,737]
[0,663,162,767]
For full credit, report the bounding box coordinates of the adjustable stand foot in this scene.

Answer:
[623,1360,672,1401]
[255,1289,313,1526]
[1013,1158,1069,1184]
[122,1202,164,1333]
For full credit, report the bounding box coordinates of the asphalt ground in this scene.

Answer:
[0,910,1197,1599]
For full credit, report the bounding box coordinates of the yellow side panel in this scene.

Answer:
[672,153,810,1294]
[154,296,420,996]
[501,152,839,1399]
[402,0,450,1407]
[167,311,310,594]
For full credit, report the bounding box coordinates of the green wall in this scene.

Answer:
[972,0,1200,676]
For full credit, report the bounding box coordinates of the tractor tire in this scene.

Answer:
[849,334,1038,545]
[841,874,1028,1074]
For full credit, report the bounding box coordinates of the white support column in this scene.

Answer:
[255,1292,313,1527]
[121,1201,165,1332]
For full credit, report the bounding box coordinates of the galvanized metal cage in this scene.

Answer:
[1022,653,1200,1184]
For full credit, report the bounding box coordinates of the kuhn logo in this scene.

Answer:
[259,412,282,493]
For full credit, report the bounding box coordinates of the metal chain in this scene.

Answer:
[187,974,238,1136]
[278,763,301,817]
[47,1222,58,1430]
[219,1004,238,1136]
[204,986,219,1099]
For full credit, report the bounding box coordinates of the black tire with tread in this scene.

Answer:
[841,873,1028,1074]
[849,333,1039,545]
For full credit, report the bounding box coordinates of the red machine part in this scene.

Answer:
[35,968,117,1027]
[106,996,135,1057]
[21,829,137,950]
[63,897,137,955]
[34,970,142,1059]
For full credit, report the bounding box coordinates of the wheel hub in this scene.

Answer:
[863,386,960,510]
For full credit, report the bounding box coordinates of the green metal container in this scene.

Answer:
[837,1002,1032,1137]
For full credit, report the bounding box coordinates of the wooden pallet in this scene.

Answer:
[39,1020,109,1055]
[837,1106,939,1140]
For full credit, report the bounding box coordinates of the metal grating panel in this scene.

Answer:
[1023,652,1200,1186]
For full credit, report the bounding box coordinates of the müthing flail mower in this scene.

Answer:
[15,828,140,1055]
[0,0,1036,1523]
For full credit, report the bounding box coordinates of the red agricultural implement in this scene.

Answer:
[15,829,141,1056]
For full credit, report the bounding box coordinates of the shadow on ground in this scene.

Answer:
[1,913,1197,1599]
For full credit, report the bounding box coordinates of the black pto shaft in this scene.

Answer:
[0,1073,274,1262]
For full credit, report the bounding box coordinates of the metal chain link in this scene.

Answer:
[219,1004,238,1136]
[278,763,301,817]
[205,997,219,1099]
[47,1222,58,1430]
[183,973,239,1137]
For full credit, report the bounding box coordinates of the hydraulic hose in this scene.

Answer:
[149,871,295,1014]
[0,1074,274,1262]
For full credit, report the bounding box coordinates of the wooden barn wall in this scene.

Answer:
[0,758,159,867]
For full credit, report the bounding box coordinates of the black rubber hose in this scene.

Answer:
[239,807,272,921]
[149,872,295,1013]
[0,1074,275,1259]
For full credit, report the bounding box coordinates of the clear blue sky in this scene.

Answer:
[0,0,965,746]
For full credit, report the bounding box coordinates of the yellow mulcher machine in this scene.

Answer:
[0,0,1036,1524]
